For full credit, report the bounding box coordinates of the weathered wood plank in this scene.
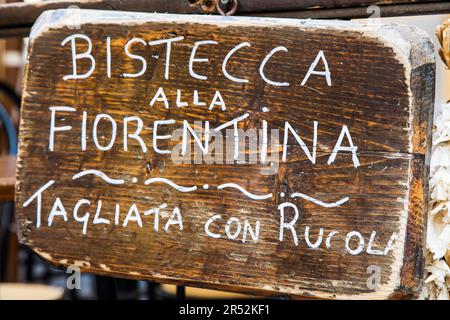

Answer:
[0,155,16,202]
[250,2,450,19]
[16,10,434,299]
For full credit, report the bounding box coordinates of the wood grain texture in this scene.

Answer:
[223,0,444,12]
[0,0,440,28]
[15,10,435,299]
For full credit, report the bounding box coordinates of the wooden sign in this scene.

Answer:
[16,9,435,299]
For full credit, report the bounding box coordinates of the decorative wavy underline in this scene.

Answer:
[144,177,197,192]
[217,183,273,200]
[70,170,348,206]
[291,192,349,208]
[72,170,125,185]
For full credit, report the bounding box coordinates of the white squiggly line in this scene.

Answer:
[72,170,125,185]
[217,183,272,200]
[290,193,349,208]
[144,178,197,192]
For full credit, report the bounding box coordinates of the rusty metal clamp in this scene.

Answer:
[216,0,238,16]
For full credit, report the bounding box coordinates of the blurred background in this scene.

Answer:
[0,0,448,300]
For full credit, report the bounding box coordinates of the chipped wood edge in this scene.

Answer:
[384,25,435,299]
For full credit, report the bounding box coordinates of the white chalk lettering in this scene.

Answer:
[164,207,183,232]
[123,38,147,78]
[22,180,55,229]
[301,50,331,87]
[148,36,184,80]
[48,197,68,227]
[345,231,365,255]
[153,119,175,154]
[282,121,317,164]
[123,116,147,152]
[278,202,299,246]
[61,34,95,80]
[92,114,117,151]
[189,40,217,80]
[150,87,169,109]
[205,214,221,239]
[49,106,76,151]
[327,125,360,168]
[259,46,289,87]
[73,199,90,235]
[223,42,250,83]
[123,203,142,227]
